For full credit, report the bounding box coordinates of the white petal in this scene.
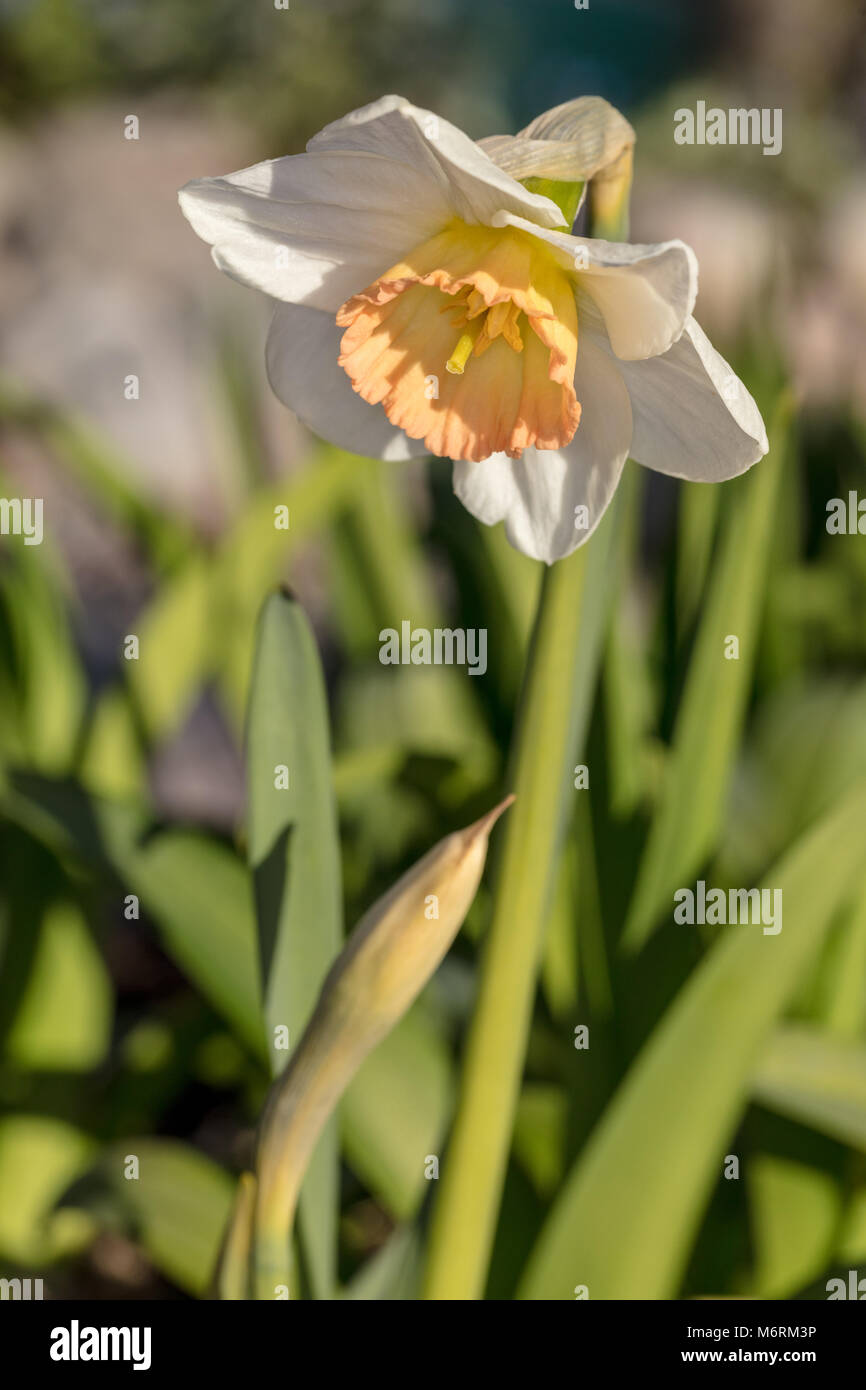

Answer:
[615,317,768,480]
[179,149,453,313]
[452,334,632,563]
[490,212,698,361]
[479,95,634,185]
[478,134,591,194]
[266,302,426,461]
[307,94,564,230]
[518,96,635,163]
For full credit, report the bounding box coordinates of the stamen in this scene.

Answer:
[336,219,581,461]
[439,286,471,317]
[500,306,524,353]
[465,289,488,320]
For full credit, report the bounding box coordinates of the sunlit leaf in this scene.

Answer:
[752,1025,866,1152]
[3,777,266,1061]
[341,1005,452,1219]
[95,1140,233,1297]
[520,776,866,1299]
[246,590,343,1297]
[748,1156,840,1298]
[5,900,112,1072]
[623,393,792,949]
[0,1116,94,1265]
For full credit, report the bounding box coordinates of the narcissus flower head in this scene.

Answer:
[180,95,768,563]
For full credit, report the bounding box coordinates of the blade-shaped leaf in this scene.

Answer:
[5,900,112,1072]
[216,451,359,725]
[341,1005,452,1219]
[747,1156,840,1299]
[3,777,266,1062]
[520,775,866,1300]
[341,1226,422,1301]
[246,590,343,1298]
[751,1025,866,1151]
[125,551,215,743]
[0,539,86,774]
[92,1140,233,1297]
[0,1116,95,1265]
[623,394,791,949]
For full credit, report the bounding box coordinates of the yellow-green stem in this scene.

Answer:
[421,551,587,1296]
[213,1172,256,1300]
[423,178,632,1301]
[253,999,355,1300]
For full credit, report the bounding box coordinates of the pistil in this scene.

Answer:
[446,315,485,375]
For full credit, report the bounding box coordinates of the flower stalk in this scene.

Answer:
[422,162,635,1302]
[587,145,633,241]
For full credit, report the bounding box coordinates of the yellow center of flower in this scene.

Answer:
[336,220,581,462]
[443,287,525,375]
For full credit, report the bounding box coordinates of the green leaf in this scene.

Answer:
[803,880,866,1037]
[341,1226,422,1300]
[341,1005,452,1219]
[747,1156,840,1299]
[513,1084,567,1199]
[0,1116,95,1265]
[79,688,147,799]
[751,1025,866,1151]
[96,1140,233,1297]
[720,680,866,885]
[623,394,792,950]
[216,450,359,725]
[540,839,581,1020]
[122,450,360,745]
[5,901,112,1072]
[132,831,266,1062]
[519,775,866,1300]
[602,466,655,818]
[125,551,215,743]
[3,777,266,1062]
[0,545,86,773]
[246,590,343,1297]
[675,481,721,642]
[330,456,497,791]
[838,1187,866,1264]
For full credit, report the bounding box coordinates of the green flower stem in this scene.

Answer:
[423,181,631,1302]
[423,524,614,1298]
[587,147,632,241]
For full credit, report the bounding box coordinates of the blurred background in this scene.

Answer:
[0,0,865,1300]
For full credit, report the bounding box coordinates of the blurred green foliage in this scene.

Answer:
[0,0,712,149]
[0,315,865,1296]
[1,0,865,1303]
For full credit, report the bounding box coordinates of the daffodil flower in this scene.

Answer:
[180,95,768,563]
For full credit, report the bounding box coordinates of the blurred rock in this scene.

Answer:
[632,176,781,345]
[729,0,864,107]
[148,694,245,828]
[0,99,302,529]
